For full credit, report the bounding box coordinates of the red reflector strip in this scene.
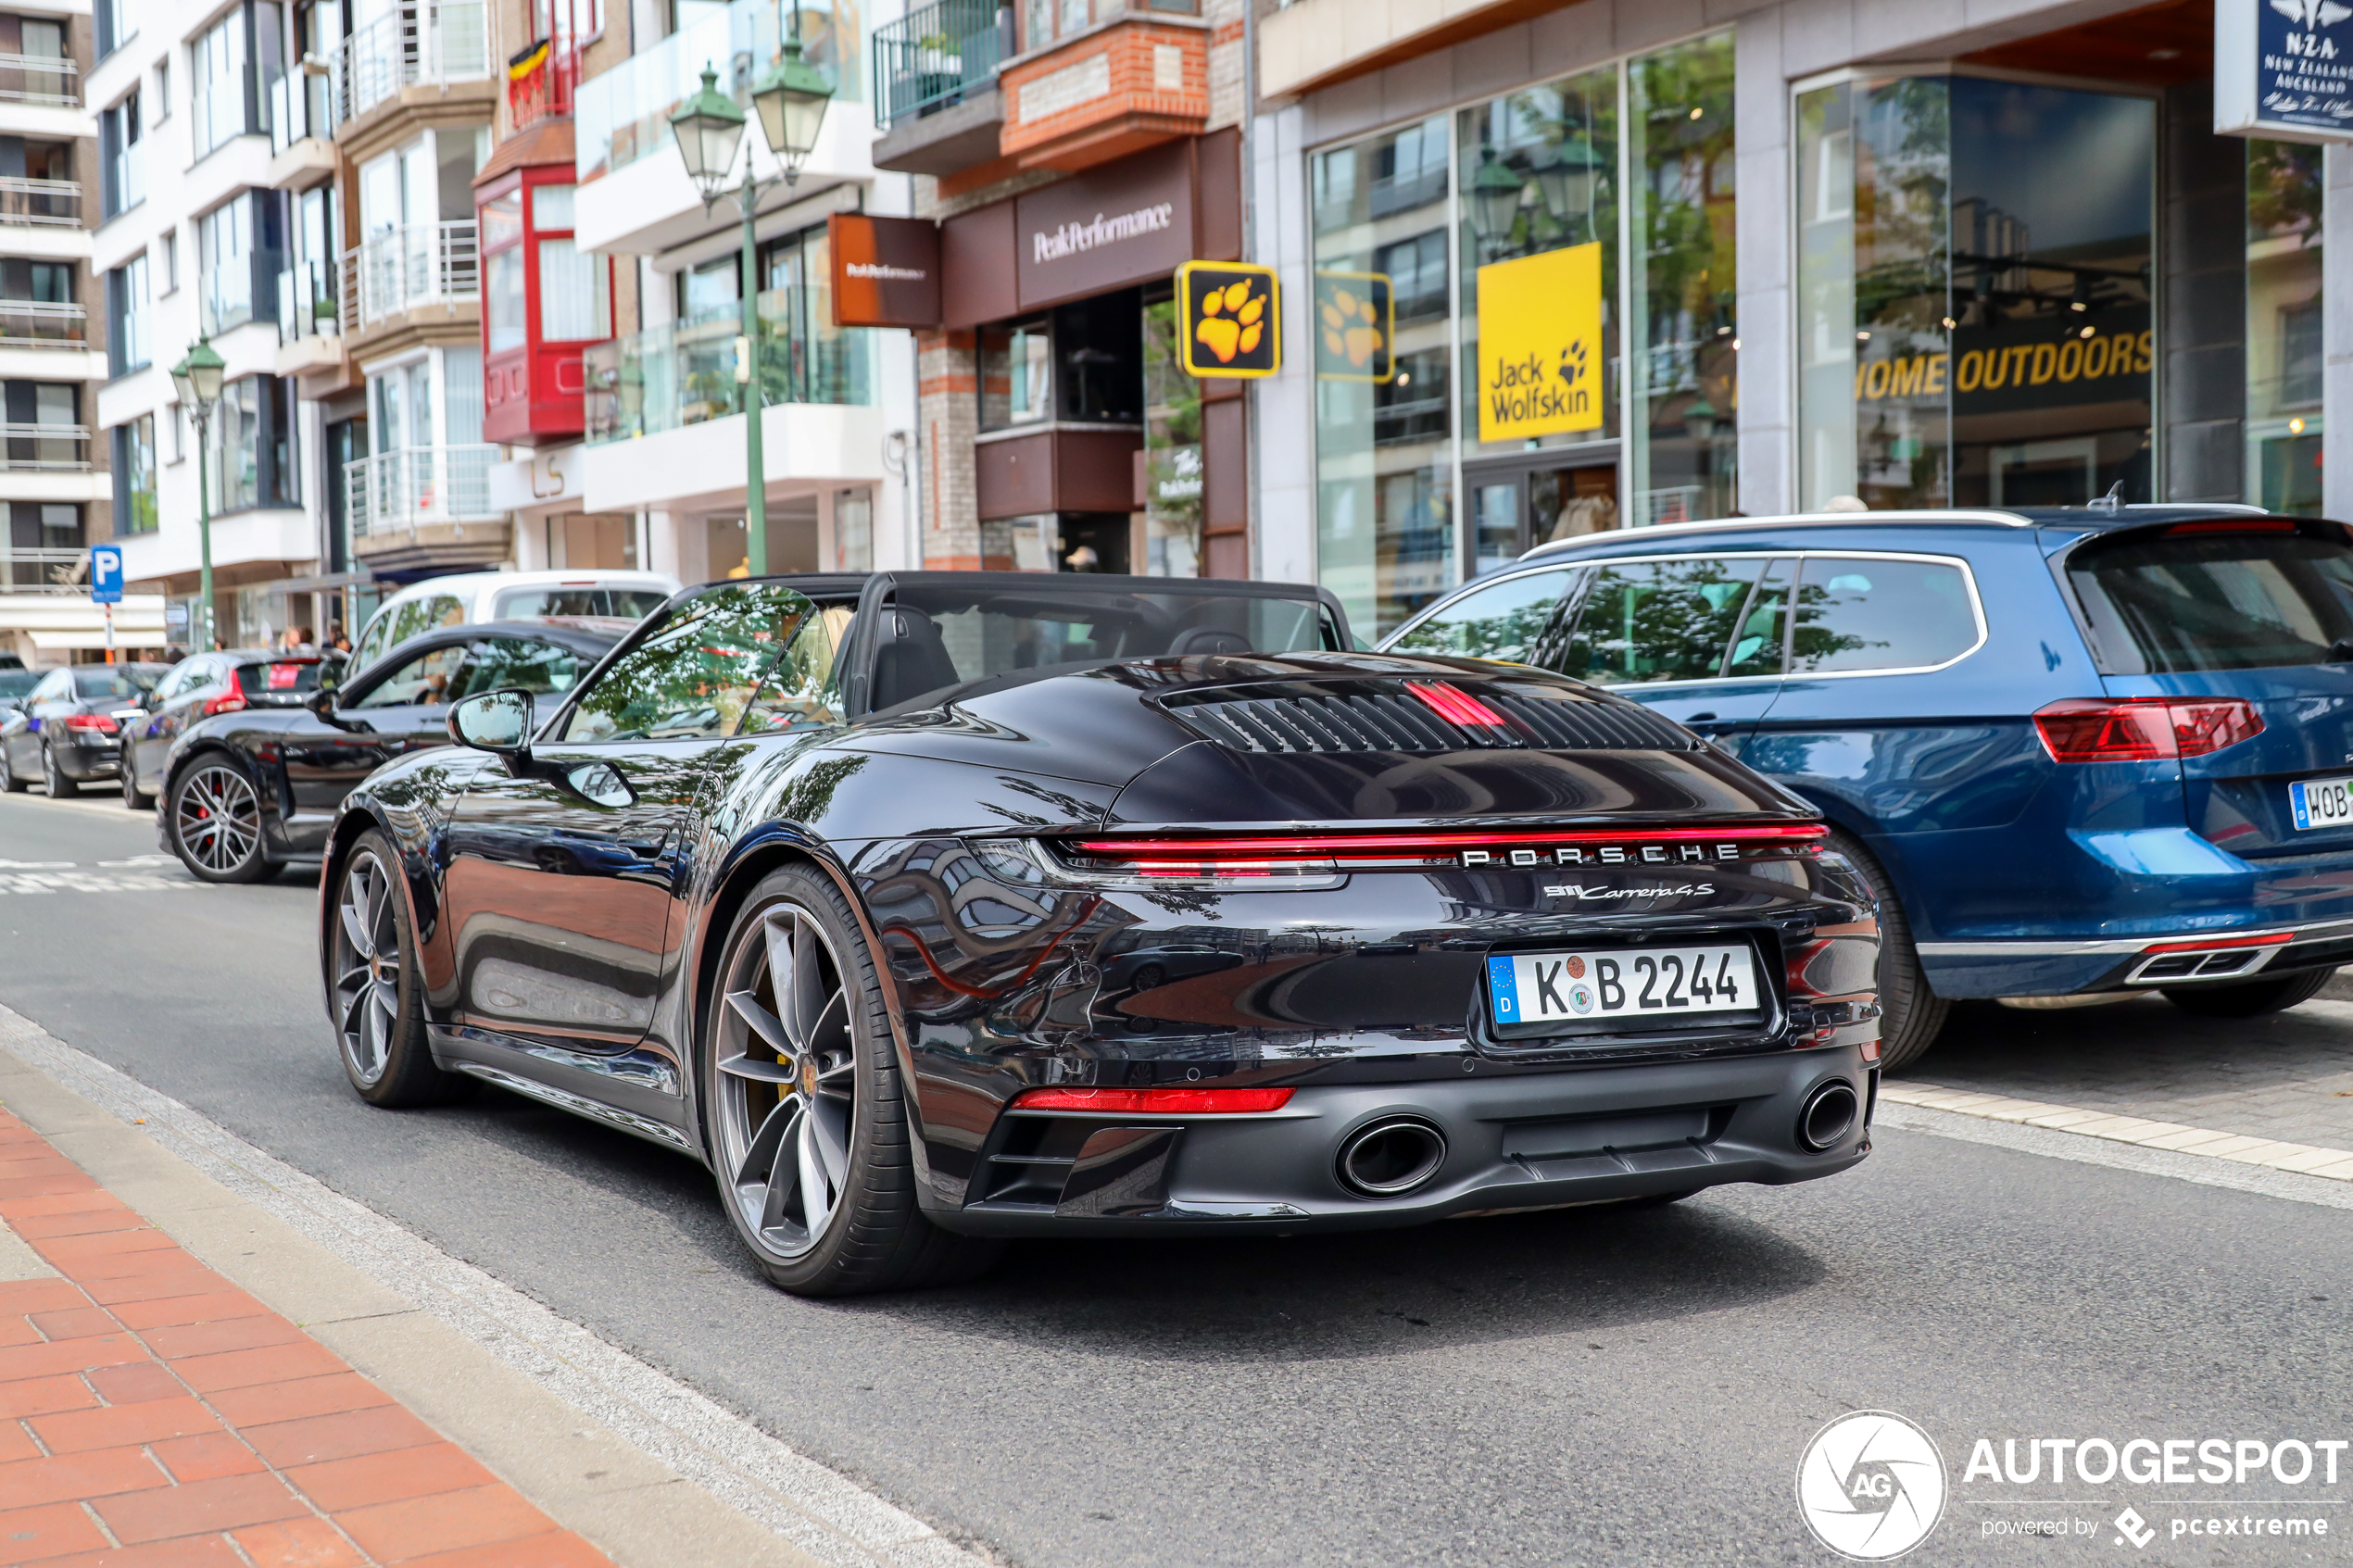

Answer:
[2140,932,2296,955]
[1072,823,1826,860]
[1405,681,1508,727]
[1012,1086,1296,1113]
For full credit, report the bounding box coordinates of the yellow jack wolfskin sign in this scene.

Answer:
[1177,262,1279,378]
[1476,242,1604,442]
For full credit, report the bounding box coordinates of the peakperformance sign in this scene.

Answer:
[2218,0,2353,141]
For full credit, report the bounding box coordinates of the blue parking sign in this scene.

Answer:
[89,545,123,605]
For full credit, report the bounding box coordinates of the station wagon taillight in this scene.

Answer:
[202,671,247,717]
[2032,697,2263,763]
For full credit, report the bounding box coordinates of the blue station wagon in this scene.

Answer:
[1379,505,2353,1067]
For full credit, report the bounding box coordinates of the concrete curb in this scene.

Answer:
[1880,1080,2353,1178]
[0,1001,995,1568]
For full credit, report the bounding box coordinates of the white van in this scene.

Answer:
[349,570,681,672]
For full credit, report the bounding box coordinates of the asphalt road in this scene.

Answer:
[3,789,2350,1567]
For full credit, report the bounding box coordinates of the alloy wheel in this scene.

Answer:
[173,764,260,875]
[712,902,858,1261]
[333,849,402,1086]
[120,749,143,809]
[41,744,70,798]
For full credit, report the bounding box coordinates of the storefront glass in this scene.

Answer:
[2246,140,2323,514]
[1314,115,1455,635]
[1141,296,1202,576]
[1628,34,1737,527]
[1796,74,2155,510]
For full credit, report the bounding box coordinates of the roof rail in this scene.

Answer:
[1521,508,2033,560]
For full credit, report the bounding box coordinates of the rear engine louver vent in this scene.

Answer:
[1169,688,1701,754]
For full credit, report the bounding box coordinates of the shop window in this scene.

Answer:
[979,320,1051,430]
[1795,75,2155,510]
[1314,114,1455,638]
[1627,33,1736,527]
[2246,140,2322,515]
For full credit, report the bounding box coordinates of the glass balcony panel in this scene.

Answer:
[0,178,81,228]
[576,0,861,182]
[344,444,499,534]
[0,52,78,107]
[0,301,86,345]
[584,287,875,445]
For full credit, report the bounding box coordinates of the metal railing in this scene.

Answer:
[0,178,80,228]
[342,220,478,334]
[336,0,490,123]
[0,301,85,347]
[345,445,499,535]
[873,0,1006,129]
[0,547,91,594]
[0,424,90,470]
[0,53,77,107]
[584,286,875,445]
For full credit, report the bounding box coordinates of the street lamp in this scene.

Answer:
[1467,155,1527,250]
[1530,132,1604,229]
[668,10,834,579]
[170,337,226,650]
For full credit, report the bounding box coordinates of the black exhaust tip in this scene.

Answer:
[1336,1118,1447,1198]
[1798,1081,1859,1152]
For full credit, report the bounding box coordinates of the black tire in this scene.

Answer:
[120,746,152,809]
[1827,827,1948,1072]
[702,864,1002,1297]
[329,831,466,1106]
[2163,967,2334,1019]
[1,745,25,793]
[167,756,278,884]
[40,742,75,798]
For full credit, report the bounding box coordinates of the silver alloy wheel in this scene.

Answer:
[333,849,401,1085]
[173,764,261,874]
[712,902,858,1261]
[41,743,65,797]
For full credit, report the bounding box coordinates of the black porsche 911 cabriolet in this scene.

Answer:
[320,571,1880,1296]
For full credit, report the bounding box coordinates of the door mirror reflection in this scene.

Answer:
[448,689,533,754]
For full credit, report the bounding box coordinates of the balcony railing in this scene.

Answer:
[336,0,491,124]
[342,220,478,334]
[0,423,90,470]
[278,258,340,341]
[873,0,1006,130]
[0,53,77,107]
[584,286,875,445]
[0,547,92,594]
[345,445,500,535]
[0,301,85,347]
[0,178,80,228]
[576,0,859,181]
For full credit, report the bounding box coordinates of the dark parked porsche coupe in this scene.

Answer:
[321,572,1880,1296]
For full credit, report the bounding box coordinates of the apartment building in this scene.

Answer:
[1246,0,2345,639]
[0,0,145,664]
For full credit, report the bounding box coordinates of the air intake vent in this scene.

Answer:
[1166,684,1700,754]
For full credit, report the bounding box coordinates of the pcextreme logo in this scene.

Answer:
[1796,1411,1949,1560]
[1475,241,1604,442]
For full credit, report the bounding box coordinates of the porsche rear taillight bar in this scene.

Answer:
[1049,823,1825,882]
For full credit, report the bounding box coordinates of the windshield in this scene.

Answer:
[70,669,147,701]
[0,671,36,698]
[493,587,670,621]
[879,581,1340,708]
[2069,524,2353,673]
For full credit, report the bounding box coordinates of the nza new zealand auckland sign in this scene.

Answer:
[2218,0,2353,141]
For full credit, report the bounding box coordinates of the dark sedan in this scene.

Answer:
[318,573,1880,1298]
[160,620,624,884]
[120,650,344,809]
[1,664,170,797]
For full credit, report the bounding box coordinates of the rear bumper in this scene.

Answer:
[51,740,119,780]
[935,1047,1873,1237]
[1921,915,2353,997]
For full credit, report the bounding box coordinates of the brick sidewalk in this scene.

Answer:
[0,1106,618,1567]
[1898,994,2353,1152]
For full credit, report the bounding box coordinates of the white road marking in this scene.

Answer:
[0,859,73,869]
[0,871,192,895]
[96,854,182,869]
[0,1002,992,1568]
[1879,1081,2353,1181]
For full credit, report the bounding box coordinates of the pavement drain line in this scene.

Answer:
[1875,1100,2353,1212]
[0,1003,997,1568]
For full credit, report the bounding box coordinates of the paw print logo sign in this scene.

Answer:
[1313,270,1393,383]
[1475,240,1605,442]
[1177,262,1281,379]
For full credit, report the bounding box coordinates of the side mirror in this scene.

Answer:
[447,688,533,758]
